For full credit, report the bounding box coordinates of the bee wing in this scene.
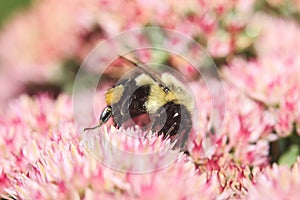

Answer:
[119,55,166,87]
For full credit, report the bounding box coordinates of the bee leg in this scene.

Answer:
[156,103,180,138]
[157,122,189,150]
[111,95,131,129]
[163,122,177,139]
[113,122,120,129]
[150,107,168,135]
[178,128,190,151]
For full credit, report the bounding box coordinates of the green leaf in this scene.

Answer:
[278,144,299,167]
[0,0,31,28]
[151,50,169,65]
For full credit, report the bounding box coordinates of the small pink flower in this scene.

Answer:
[207,31,232,58]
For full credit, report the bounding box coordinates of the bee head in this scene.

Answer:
[83,106,112,132]
[99,106,112,123]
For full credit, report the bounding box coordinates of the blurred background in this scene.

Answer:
[0,0,299,103]
[0,1,31,26]
[0,0,300,165]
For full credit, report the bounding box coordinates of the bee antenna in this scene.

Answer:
[119,55,139,67]
[83,122,103,132]
[118,55,167,88]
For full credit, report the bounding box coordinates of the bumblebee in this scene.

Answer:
[84,56,194,149]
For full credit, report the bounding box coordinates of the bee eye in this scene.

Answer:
[159,84,170,94]
[163,87,170,94]
[100,106,112,123]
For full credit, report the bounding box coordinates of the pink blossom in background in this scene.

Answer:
[219,85,274,166]
[0,0,96,81]
[0,0,256,109]
[0,0,99,109]
[253,14,300,60]
[223,15,300,137]
[224,57,300,137]
[247,158,300,200]
[190,83,274,168]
